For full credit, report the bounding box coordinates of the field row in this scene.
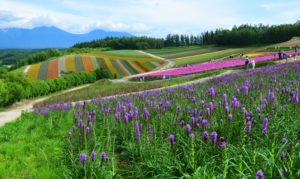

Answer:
[27,55,165,80]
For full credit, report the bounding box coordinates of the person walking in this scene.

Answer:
[244,56,249,69]
[251,59,255,69]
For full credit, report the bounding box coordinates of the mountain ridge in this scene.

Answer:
[0,26,133,49]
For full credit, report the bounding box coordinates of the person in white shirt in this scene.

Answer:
[251,59,255,69]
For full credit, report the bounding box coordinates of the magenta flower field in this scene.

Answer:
[146,51,299,76]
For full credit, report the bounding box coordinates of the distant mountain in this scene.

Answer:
[0,26,133,49]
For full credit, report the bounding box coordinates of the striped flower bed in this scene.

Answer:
[26,54,166,80]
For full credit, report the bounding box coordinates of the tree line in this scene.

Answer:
[73,21,300,49]
[0,67,109,107]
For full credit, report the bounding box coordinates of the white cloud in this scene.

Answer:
[1,0,297,36]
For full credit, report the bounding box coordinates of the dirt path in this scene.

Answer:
[0,83,92,127]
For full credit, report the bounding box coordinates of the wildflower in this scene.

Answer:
[219,137,226,149]
[186,124,192,135]
[86,127,90,135]
[72,125,76,132]
[282,138,288,144]
[143,107,150,118]
[262,117,269,136]
[101,152,109,161]
[211,131,217,143]
[78,120,84,129]
[80,153,87,165]
[280,151,286,160]
[115,112,120,123]
[90,151,96,161]
[246,121,251,134]
[190,133,195,139]
[169,134,175,145]
[180,120,185,127]
[67,131,72,140]
[228,114,233,120]
[256,169,264,179]
[149,125,154,143]
[135,121,140,142]
[203,131,209,141]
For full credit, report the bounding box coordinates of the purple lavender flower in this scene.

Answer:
[169,134,175,145]
[282,138,288,144]
[228,114,233,120]
[80,153,87,165]
[280,151,286,160]
[91,151,96,161]
[143,107,150,119]
[86,127,90,135]
[135,121,141,142]
[256,169,264,179]
[67,131,72,140]
[246,121,252,134]
[203,131,209,141]
[115,112,120,123]
[211,131,217,143]
[180,120,185,127]
[78,120,84,129]
[262,117,269,136]
[186,124,192,135]
[72,125,76,132]
[219,137,226,149]
[190,133,195,139]
[101,152,109,161]
[149,125,154,143]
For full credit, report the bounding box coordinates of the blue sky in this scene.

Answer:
[0,0,299,37]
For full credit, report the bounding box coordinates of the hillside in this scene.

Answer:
[0,26,133,49]
[26,51,166,80]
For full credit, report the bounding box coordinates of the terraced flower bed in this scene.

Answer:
[26,54,165,80]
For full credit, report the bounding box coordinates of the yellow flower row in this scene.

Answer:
[27,64,41,80]
[65,55,76,72]
[103,57,120,78]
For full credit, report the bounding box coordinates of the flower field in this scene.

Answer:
[33,61,300,178]
[146,51,300,77]
[26,54,165,80]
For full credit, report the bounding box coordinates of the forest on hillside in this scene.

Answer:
[73,21,300,49]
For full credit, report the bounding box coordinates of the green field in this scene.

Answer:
[174,48,251,65]
[102,50,147,56]
[145,46,226,59]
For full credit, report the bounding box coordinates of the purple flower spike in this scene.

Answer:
[219,137,226,149]
[246,121,252,134]
[282,138,288,144]
[80,153,87,165]
[203,131,209,141]
[91,151,96,161]
[256,169,264,179]
[186,124,192,135]
[211,131,217,143]
[280,151,285,160]
[180,120,185,127]
[135,121,141,143]
[101,152,109,161]
[169,134,175,145]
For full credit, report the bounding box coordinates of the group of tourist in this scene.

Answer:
[240,53,255,70]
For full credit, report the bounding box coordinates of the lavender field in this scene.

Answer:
[31,61,300,178]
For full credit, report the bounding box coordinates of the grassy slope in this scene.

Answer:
[0,112,71,178]
[101,50,147,57]
[174,48,254,65]
[145,46,225,59]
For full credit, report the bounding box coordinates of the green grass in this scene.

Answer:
[145,46,225,59]
[41,69,228,105]
[174,48,252,65]
[102,50,147,57]
[0,108,5,112]
[0,112,71,178]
